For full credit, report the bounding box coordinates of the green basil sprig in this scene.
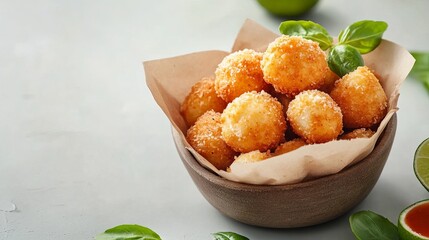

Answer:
[349,211,400,240]
[212,232,249,240]
[339,20,388,54]
[95,224,161,240]
[410,51,429,93]
[278,20,388,77]
[278,20,333,51]
[328,45,364,77]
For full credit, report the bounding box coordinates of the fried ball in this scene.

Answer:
[221,91,286,153]
[340,128,375,140]
[180,77,227,127]
[319,69,340,93]
[273,138,307,156]
[268,90,297,140]
[271,90,292,117]
[330,66,388,129]
[234,150,271,164]
[287,90,343,144]
[261,35,329,97]
[215,49,269,103]
[186,110,237,170]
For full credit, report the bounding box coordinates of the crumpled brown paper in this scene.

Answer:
[144,19,415,185]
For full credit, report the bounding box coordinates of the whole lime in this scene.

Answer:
[257,0,319,17]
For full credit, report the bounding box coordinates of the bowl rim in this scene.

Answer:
[173,113,397,192]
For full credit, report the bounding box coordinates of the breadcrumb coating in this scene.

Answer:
[340,128,375,140]
[215,49,268,103]
[273,138,307,156]
[271,90,292,118]
[319,69,340,93]
[221,91,286,153]
[330,66,388,128]
[182,38,388,168]
[234,150,271,164]
[180,77,227,127]
[261,35,329,97]
[186,110,237,170]
[287,90,343,144]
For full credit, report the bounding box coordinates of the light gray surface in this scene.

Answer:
[1,0,429,239]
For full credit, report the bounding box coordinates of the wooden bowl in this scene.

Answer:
[172,114,397,228]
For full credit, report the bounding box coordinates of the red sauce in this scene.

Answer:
[405,201,429,237]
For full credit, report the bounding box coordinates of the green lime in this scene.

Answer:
[398,199,429,240]
[256,0,319,17]
[414,137,429,191]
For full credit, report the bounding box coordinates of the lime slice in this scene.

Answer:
[398,199,429,240]
[414,138,429,191]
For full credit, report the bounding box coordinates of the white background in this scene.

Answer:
[1,0,429,239]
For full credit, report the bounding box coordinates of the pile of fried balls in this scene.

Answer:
[180,35,388,170]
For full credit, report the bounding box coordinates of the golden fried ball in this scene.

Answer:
[180,77,227,127]
[215,49,269,103]
[186,110,237,170]
[269,91,296,140]
[273,138,306,156]
[261,35,329,97]
[234,150,271,164]
[330,66,388,129]
[319,69,340,93]
[287,90,343,144]
[221,91,286,153]
[271,90,292,117]
[340,128,375,140]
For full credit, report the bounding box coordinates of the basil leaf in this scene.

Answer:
[338,20,388,54]
[279,20,333,50]
[411,52,429,72]
[212,232,249,240]
[410,52,429,93]
[349,211,399,240]
[328,44,364,77]
[96,224,161,240]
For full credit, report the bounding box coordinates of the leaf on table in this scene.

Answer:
[95,224,161,240]
[212,232,249,240]
[349,211,399,240]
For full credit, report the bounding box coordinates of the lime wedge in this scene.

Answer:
[398,199,429,240]
[414,138,429,191]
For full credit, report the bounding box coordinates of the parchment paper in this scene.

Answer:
[144,19,415,185]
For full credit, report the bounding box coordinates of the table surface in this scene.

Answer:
[1,0,429,239]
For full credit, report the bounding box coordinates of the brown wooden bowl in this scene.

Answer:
[173,114,397,228]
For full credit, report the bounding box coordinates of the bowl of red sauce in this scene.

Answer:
[399,199,429,239]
